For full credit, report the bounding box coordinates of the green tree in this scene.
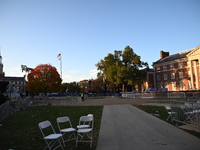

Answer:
[61,82,81,93]
[27,64,62,95]
[96,46,148,92]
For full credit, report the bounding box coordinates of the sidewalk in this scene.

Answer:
[96,104,200,150]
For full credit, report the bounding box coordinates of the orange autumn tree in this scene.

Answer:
[27,64,62,95]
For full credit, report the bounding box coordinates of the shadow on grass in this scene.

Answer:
[0,106,103,150]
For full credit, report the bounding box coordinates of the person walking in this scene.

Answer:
[81,93,84,101]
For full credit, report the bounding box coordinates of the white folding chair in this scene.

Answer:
[57,116,76,147]
[38,120,64,150]
[76,115,94,147]
[181,104,196,122]
[165,106,177,122]
[77,114,93,129]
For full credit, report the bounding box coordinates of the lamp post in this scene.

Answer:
[103,75,107,93]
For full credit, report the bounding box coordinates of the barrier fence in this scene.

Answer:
[0,101,10,122]
[121,91,200,99]
[171,100,200,129]
[0,99,30,121]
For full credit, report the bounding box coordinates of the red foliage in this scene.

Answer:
[27,64,62,94]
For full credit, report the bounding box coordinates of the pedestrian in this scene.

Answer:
[81,93,84,101]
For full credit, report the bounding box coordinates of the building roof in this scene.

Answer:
[4,76,25,81]
[153,49,193,65]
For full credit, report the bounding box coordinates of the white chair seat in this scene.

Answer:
[77,125,90,129]
[60,128,76,132]
[44,134,62,140]
[77,128,92,133]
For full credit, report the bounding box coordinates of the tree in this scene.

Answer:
[27,64,62,95]
[61,82,81,93]
[96,46,149,92]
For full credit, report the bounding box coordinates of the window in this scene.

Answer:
[164,74,167,80]
[171,82,176,91]
[157,67,160,72]
[178,62,182,68]
[157,74,161,81]
[179,72,183,78]
[164,82,168,88]
[163,66,167,71]
[179,81,184,90]
[170,64,174,70]
[171,73,175,79]
[157,82,161,89]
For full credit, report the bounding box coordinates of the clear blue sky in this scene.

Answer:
[0,0,199,83]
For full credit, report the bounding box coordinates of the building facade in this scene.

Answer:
[152,45,200,91]
[0,54,26,94]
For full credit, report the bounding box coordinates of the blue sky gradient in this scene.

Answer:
[0,0,199,82]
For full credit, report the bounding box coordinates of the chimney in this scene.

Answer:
[160,51,169,59]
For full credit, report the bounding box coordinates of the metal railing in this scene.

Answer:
[171,100,200,129]
[0,101,10,121]
[0,98,31,121]
[121,91,200,99]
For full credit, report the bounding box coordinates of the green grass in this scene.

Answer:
[1,104,199,150]
[0,106,103,150]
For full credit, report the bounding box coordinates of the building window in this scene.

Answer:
[178,62,182,68]
[179,81,184,90]
[171,82,176,91]
[170,64,174,70]
[156,67,160,72]
[164,74,167,80]
[157,74,161,81]
[164,82,168,88]
[171,73,175,79]
[179,72,183,78]
[163,66,167,71]
[157,82,161,89]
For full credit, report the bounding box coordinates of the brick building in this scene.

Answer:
[152,45,200,91]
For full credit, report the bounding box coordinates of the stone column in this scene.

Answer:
[189,60,194,90]
[194,60,198,89]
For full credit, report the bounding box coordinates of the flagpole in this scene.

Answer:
[60,53,62,80]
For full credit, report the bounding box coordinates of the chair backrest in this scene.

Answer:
[57,116,70,123]
[38,120,56,137]
[57,116,73,130]
[165,106,171,110]
[87,114,93,117]
[39,120,51,129]
[79,115,94,128]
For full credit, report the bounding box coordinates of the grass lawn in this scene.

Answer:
[0,106,103,150]
[1,103,200,150]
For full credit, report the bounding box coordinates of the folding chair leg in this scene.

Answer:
[58,139,64,150]
[61,135,66,147]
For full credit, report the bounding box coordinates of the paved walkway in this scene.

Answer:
[96,104,200,150]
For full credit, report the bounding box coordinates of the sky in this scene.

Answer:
[0,0,199,83]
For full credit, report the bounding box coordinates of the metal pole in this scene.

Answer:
[60,54,62,80]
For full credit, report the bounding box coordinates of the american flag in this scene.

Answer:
[57,53,61,59]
